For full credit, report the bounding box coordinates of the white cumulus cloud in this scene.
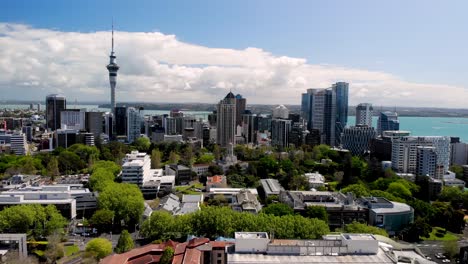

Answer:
[0,23,467,107]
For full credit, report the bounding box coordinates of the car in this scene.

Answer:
[426,256,432,260]
[442,259,451,263]
[436,253,446,259]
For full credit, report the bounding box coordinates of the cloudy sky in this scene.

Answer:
[1,0,468,107]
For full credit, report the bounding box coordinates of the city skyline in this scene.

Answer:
[1,1,468,107]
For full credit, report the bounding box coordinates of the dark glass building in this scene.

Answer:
[114,106,127,136]
[46,94,66,131]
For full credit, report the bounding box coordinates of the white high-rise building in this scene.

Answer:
[127,107,142,143]
[355,103,373,127]
[271,119,292,148]
[391,136,450,179]
[216,92,236,147]
[272,105,289,119]
[11,132,27,155]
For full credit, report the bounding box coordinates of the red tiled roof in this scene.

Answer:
[210,241,231,248]
[101,243,166,264]
[173,242,188,256]
[182,248,201,264]
[187,238,210,248]
[172,254,184,264]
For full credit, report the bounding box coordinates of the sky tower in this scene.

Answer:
[106,23,119,113]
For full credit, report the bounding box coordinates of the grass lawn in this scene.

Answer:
[422,227,460,241]
[64,244,80,256]
[175,183,203,195]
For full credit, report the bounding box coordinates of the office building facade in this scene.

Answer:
[216,92,236,147]
[46,94,66,131]
[127,107,143,143]
[342,125,377,155]
[355,103,373,127]
[377,111,399,136]
[271,119,292,148]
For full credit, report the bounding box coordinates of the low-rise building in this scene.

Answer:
[192,163,210,176]
[280,191,368,228]
[165,164,192,185]
[358,197,414,235]
[206,175,227,191]
[233,189,262,213]
[260,178,284,197]
[444,178,466,188]
[155,193,203,215]
[304,172,325,189]
[140,169,175,198]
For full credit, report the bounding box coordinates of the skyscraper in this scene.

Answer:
[127,107,142,143]
[106,23,119,113]
[356,103,373,127]
[333,82,349,146]
[46,94,66,131]
[216,92,236,147]
[301,82,348,147]
[377,111,399,136]
[271,119,292,148]
[114,106,127,136]
[235,94,246,127]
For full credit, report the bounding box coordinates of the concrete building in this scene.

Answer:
[370,131,411,161]
[121,151,152,186]
[85,111,104,138]
[60,109,85,130]
[341,125,376,155]
[192,163,210,176]
[355,103,373,127]
[280,191,368,228]
[0,185,79,219]
[270,118,291,148]
[140,169,175,198]
[10,132,27,155]
[126,107,142,143]
[165,164,192,185]
[216,92,236,148]
[451,140,468,165]
[416,146,437,177]
[46,94,66,131]
[391,136,451,179]
[359,197,414,235]
[377,111,399,136]
[260,179,284,197]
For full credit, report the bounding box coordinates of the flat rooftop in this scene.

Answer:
[342,234,376,240]
[235,232,268,239]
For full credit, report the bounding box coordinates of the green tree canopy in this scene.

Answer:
[341,183,370,198]
[304,206,328,223]
[86,238,113,259]
[98,183,145,226]
[196,153,215,164]
[160,246,175,264]
[133,137,151,152]
[261,203,294,216]
[344,221,388,237]
[91,160,121,176]
[89,168,115,192]
[90,209,115,233]
[115,230,134,253]
[386,182,412,200]
[151,149,162,169]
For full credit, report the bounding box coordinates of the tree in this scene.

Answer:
[140,211,174,241]
[46,156,60,180]
[168,151,180,164]
[450,165,463,179]
[386,182,412,200]
[344,221,388,237]
[261,203,294,216]
[90,209,114,233]
[115,230,134,253]
[341,183,370,197]
[304,206,328,223]
[196,153,214,164]
[134,137,151,152]
[400,218,432,242]
[181,145,194,167]
[91,160,121,176]
[151,149,162,169]
[44,231,64,263]
[98,183,145,226]
[160,247,174,264]
[86,238,112,259]
[58,150,86,174]
[208,165,223,175]
[213,144,221,161]
[89,168,115,192]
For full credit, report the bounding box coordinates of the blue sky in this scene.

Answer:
[1,0,468,106]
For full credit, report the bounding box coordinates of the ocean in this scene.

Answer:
[2,104,468,142]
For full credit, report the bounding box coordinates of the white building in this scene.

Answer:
[391,136,450,179]
[355,103,373,127]
[10,132,28,155]
[272,105,289,119]
[60,110,85,130]
[304,172,325,189]
[140,169,175,197]
[451,141,468,165]
[121,151,152,186]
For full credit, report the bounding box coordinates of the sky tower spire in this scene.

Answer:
[107,21,119,114]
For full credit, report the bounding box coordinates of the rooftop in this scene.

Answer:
[235,232,268,239]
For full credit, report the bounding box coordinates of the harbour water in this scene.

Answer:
[2,104,467,142]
